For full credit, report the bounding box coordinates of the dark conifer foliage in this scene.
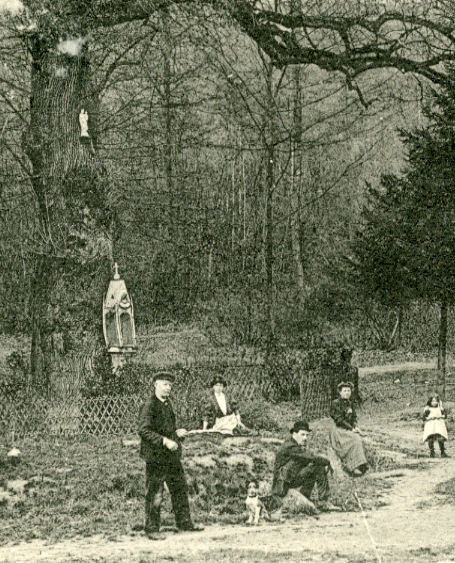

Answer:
[353,67,455,378]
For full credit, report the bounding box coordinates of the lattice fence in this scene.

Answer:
[0,361,349,437]
[0,394,145,437]
[300,368,334,421]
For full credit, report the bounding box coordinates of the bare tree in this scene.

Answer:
[1,0,455,382]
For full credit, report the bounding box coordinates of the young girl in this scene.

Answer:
[423,395,449,458]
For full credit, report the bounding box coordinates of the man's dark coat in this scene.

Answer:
[272,437,330,497]
[139,394,182,469]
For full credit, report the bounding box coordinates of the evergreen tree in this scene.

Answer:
[354,71,455,391]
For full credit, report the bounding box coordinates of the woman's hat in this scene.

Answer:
[337,381,354,392]
[210,376,227,387]
[152,371,176,383]
[290,420,311,434]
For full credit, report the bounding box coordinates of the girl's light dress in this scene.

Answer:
[422,406,448,443]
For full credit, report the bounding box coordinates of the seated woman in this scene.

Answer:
[330,381,368,477]
[202,376,249,435]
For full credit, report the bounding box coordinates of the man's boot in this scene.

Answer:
[146,531,166,541]
[318,500,342,512]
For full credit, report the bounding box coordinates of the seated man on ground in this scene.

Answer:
[271,420,340,513]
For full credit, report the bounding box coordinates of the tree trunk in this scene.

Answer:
[263,59,276,348]
[397,304,403,347]
[290,65,306,294]
[290,148,305,292]
[162,14,175,230]
[23,33,113,392]
[437,299,448,398]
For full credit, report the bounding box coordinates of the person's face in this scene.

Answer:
[155,379,172,399]
[247,482,259,497]
[431,397,439,407]
[213,383,224,394]
[293,430,309,447]
[339,386,352,400]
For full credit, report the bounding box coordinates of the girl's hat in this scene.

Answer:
[337,381,354,392]
[211,376,227,387]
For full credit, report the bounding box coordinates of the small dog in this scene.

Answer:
[245,480,269,525]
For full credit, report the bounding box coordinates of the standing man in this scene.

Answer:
[271,420,340,513]
[139,371,204,540]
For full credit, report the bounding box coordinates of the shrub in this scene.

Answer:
[0,350,29,398]
[81,353,146,397]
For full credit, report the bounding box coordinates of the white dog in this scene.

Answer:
[245,481,269,525]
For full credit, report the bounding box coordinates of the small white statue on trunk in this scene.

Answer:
[79,108,89,137]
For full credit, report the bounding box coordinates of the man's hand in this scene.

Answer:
[163,437,179,451]
[176,428,187,438]
[320,458,334,475]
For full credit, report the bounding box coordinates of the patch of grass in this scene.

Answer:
[241,400,301,433]
[434,476,455,502]
[359,368,447,418]
[53,549,369,563]
[0,436,145,545]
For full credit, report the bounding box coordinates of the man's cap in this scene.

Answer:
[152,371,176,383]
[290,420,311,434]
[337,381,354,392]
[210,375,227,387]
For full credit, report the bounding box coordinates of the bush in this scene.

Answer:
[0,351,29,397]
[241,399,300,433]
[81,353,146,397]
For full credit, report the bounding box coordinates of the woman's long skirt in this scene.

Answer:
[329,425,368,472]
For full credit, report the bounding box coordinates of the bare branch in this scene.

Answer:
[50,1,455,85]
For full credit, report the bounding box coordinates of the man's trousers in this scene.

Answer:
[145,461,192,532]
[272,460,330,501]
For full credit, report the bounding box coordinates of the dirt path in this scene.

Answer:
[1,457,454,563]
[358,361,436,376]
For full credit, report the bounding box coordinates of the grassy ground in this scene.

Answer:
[0,330,441,370]
[43,548,455,563]
[0,369,437,547]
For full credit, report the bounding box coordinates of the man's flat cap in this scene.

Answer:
[290,420,311,434]
[152,371,176,383]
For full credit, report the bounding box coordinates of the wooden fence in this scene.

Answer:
[0,359,386,437]
[0,394,144,437]
[2,374,452,437]
[0,364,304,437]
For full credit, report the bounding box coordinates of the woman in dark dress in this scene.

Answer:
[330,381,368,476]
[202,376,248,434]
